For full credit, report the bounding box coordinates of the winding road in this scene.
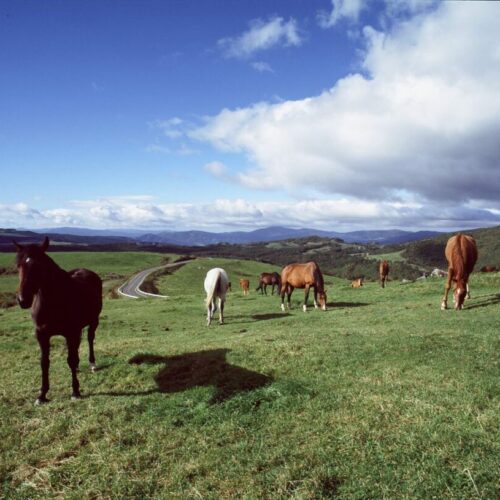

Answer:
[118,260,192,299]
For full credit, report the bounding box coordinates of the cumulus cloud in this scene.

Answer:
[1,198,498,232]
[317,0,366,28]
[192,2,500,207]
[218,17,303,59]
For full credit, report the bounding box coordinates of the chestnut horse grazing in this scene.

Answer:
[280,262,327,312]
[351,278,363,288]
[204,268,230,326]
[256,272,281,295]
[14,237,102,404]
[379,260,389,288]
[239,278,250,295]
[441,234,478,311]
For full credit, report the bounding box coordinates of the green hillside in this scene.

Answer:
[391,226,500,270]
[0,253,498,498]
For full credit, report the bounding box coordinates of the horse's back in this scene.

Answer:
[282,262,320,287]
[68,268,103,315]
[204,268,229,294]
[445,235,478,275]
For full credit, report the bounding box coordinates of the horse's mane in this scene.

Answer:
[312,261,324,290]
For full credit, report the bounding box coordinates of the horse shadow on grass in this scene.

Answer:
[95,348,273,404]
[252,312,291,321]
[465,293,500,310]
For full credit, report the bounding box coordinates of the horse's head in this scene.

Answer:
[454,279,467,310]
[13,237,50,309]
[318,290,327,311]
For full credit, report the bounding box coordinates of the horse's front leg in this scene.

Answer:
[466,282,471,300]
[66,333,82,400]
[303,285,311,312]
[441,268,453,310]
[36,333,50,404]
[87,320,98,373]
[313,287,318,309]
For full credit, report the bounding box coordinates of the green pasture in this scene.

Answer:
[0,253,498,498]
[365,250,406,262]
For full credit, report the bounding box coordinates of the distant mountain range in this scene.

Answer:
[9,225,444,246]
[136,226,442,246]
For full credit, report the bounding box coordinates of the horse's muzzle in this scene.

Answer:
[17,294,32,309]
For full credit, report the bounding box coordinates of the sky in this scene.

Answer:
[1,0,499,233]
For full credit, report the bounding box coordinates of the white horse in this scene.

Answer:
[204,268,230,326]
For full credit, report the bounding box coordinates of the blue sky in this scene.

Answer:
[1,0,499,232]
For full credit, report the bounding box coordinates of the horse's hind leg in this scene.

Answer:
[87,320,98,372]
[219,298,224,324]
[66,333,82,400]
[36,333,50,404]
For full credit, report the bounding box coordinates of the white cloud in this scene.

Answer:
[218,17,303,59]
[150,118,185,139]
[1,197,498,232]
[204,161,228,178]
[192,2,500,206]
[251,61,274,73]
[318,0,365,28]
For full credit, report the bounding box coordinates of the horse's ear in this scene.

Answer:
[12,240,23,251]
[41,236,49,252]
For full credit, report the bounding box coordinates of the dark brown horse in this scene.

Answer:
[280,262,327,312]
[379,260,389,288]
[256,272,281,295]
[14,237,102,403]
[441,234,478,311]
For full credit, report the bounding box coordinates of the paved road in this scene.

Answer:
[118,260,191,299]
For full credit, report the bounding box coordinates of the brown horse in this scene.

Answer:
[280,262,327,312]
[441,234,478,311]
[14,237,102,403]
[351,278,363,288]
[480,265,497,273]
[239,278,250,295]
[256,272,281,295]
[379,260,389,288]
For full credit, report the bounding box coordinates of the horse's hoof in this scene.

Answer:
[90,363,97,373]
[302,305,307,312]
[440,302,447,310]
[35,397,49,405]
[71,394,81,401]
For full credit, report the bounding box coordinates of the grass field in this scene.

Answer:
[0,253,499,498]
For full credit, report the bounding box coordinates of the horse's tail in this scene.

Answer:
[206,271,222,308]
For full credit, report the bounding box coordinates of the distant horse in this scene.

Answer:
[351,278,363,288]
[280,262,327,312]
[379,260,389,288]
[441,234,478,311]
[480,265,497,273]
[14,237,102,404]
[256,272,281,295]
[204,268,230,326]
[239,278,250,295]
